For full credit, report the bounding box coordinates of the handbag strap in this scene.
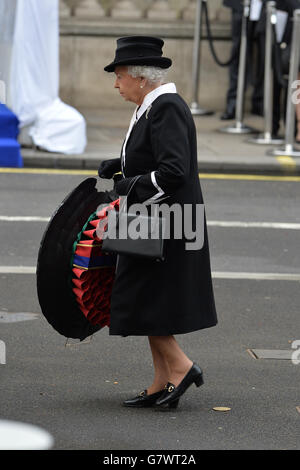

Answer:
[118,175,142,212]
[125,174,142,198]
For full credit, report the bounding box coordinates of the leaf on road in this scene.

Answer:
[212,407,231,412]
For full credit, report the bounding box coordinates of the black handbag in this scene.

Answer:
[102,175,166,261]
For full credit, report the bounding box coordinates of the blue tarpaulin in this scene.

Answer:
[0,103,23,167]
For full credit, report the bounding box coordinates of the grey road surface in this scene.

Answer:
[0,171,299,450]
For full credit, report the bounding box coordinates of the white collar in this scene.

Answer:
[121,83,176,173]
[136,82,177,121]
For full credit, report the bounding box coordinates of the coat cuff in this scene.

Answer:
[133,171,170,204]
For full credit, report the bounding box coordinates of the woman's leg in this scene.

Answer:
[147,337,171,395]
[148,336,193,389]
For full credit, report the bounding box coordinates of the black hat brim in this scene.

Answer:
[104,56,172,72]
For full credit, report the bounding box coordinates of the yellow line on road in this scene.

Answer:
[199,173,300,182]
[275,155,297,172]
[0,167,299,181]
[0,168,97,175]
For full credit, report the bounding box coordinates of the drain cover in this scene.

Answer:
[247,349,293,360]
[0,312,39,323]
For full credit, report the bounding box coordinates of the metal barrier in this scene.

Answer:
[268,9,300,157]
[219,0,257,134]
[248,1,283,144]
[190,0,214,116]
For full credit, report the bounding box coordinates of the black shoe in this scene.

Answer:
[123,389,165,408]
[220,110,235,120]
[155,363,204,408]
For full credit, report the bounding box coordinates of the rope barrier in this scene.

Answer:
[203,0,238,68]
[189,0,214,115]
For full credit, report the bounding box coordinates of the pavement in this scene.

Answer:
[20,106,300,175]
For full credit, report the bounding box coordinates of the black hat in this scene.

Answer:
[104,36,172,72]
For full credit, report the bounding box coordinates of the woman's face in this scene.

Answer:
[114,66,145,105]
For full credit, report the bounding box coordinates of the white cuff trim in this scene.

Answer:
[150,171,164,200]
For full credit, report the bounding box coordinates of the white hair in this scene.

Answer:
[127,65,168,85]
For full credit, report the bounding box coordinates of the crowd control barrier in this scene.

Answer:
[268,9,300,157]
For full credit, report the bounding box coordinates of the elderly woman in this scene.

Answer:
[98,36,217,409]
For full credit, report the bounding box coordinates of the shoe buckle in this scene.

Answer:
[139,390,146,397]
[168,385,175,393]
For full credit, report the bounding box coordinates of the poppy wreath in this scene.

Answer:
[70,199,120,328]
[36,178,119,341]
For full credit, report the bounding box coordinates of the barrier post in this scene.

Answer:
[268,9,300,157]
[190,0,214,116]
[219,0,257,134]
[248,1,284,144]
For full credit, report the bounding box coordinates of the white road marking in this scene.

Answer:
[0,216,50,222]
[1,216,300,230]
[213,272,300,281]
[0,266,299,281]
[207,221,300,230]
[0,266,36,274]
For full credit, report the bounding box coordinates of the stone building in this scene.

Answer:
[59,0,233,111]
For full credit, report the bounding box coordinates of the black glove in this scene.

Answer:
[98,158,121,179]
[114,176,135,196]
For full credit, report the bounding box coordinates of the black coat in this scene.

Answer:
[278,0,300,44]
[223,0,243,13]
[256,0,300,39]
[109,93,218,336]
